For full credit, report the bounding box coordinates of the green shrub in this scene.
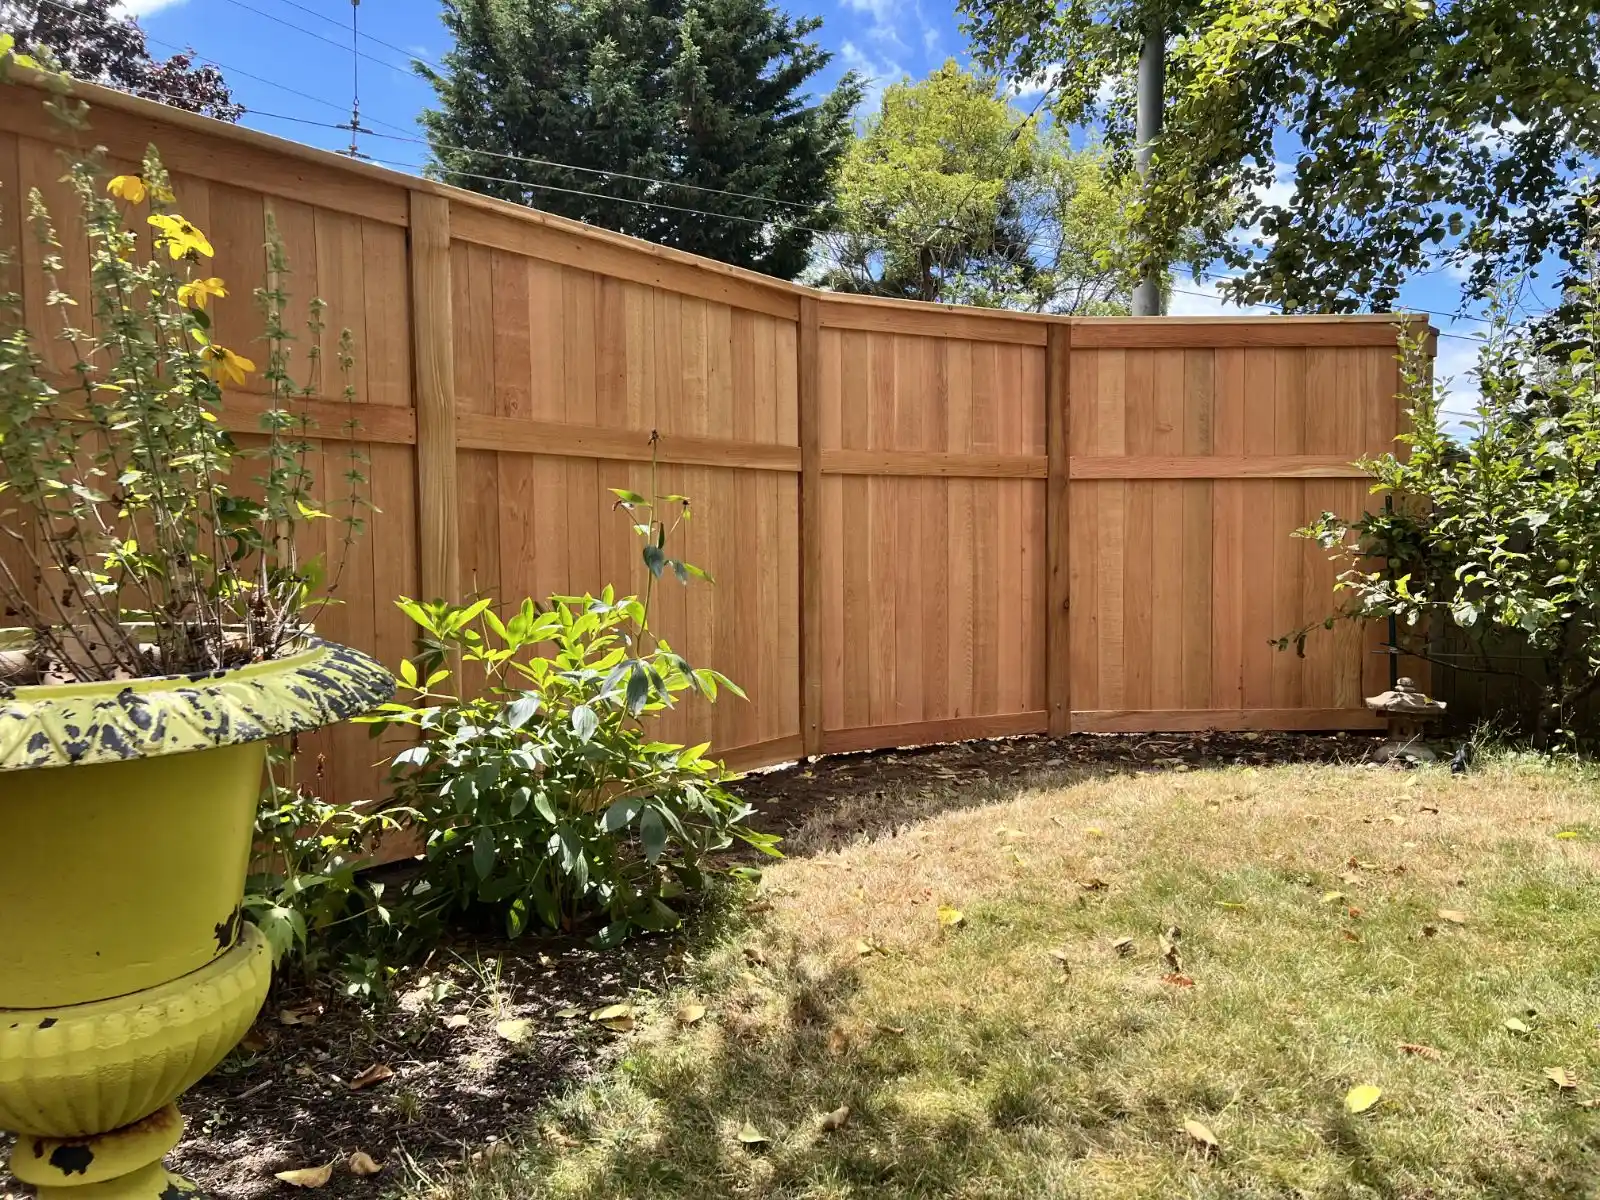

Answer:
[1297,246,1600,741]
[362,479,779,948]
[243,743,409,981]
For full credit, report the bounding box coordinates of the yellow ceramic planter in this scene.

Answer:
[0,639,392,1199]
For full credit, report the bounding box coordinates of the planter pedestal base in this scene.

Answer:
[10,1104,215,1199]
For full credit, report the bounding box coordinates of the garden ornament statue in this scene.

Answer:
[1365,677,1446,764]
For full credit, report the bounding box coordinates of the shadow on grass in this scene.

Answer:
[735,730,1379,859]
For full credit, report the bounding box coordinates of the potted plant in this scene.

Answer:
[0,65,391,1199]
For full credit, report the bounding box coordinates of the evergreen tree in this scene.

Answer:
[0,0,242,120]
[418,0,860,280]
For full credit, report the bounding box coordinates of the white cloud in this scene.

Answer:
[116,0,188,16]
[1253,161,1296,211]
[922,22,939,54]
[842,0,906,47]
[1007,64,1063,99]
[1166,275,1278,317]
[841,40,905,111]
[1471,117,1528,153]
[1431,330,1484,436]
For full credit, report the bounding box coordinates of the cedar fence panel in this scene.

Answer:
[0,76,1432,805]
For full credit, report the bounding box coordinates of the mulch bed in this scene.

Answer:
[6,731,1387,1200]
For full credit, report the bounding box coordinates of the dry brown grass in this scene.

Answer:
[426,757,1600,1199]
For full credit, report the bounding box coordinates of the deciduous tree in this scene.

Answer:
[0,0,242,120]
[815,61,1136,312]
[961,0,1600,312]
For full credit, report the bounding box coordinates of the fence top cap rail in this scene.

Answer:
[2,70,1435,350]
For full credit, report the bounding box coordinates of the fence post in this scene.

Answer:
[1046,321,1072,736]
[798,295,823,757]
[409,190,459,602]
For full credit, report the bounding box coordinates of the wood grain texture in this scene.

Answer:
[798,296,823,756]
[411,192,458,602]
[1045,324,1071,735]
[819,296,1049,345]
[821,450,1046,478]
[457,414,801,471]
[1070,317,1429,348]
[1069,455,1369,479]
[449,202,799,321]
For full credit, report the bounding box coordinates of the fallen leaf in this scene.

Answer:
[1420,804,1439,814]
[239,1030,267,1052]
[1162,973,1196,988]
[1183,1118,1219,1149]
[1398,1042,1440,1060]
[1048,948,1071,965]
[1085,826,1105,837]
[1111,936,1136,956]
[1347,906,1363,919]
[855,939,881,957]
[1345,1084,1383,1114]
[1544,1066,1577,1090]
[275,1164,333,1189]
[1340,872,1362,886]
[1504,1018,1531,1034]
[669,1001,705,1027]
[1385,814,1405,825]
[1159,926,1183,970]
[588,1004,635,1033]
[820,1105,850,1132]
[736,1121,769,1146]
[937,904,965,929]
[1555,831,1580,840]
[876,1024,906,1035]
[442,1013,471,1029]
[827,1027,849,1055]
[743,945,767,966]
[495,1018,534,1043]
[348,1152,383,1178]
[278,1006,321,1027]
[1342,930,1361,942]
[1078,877,1108,891]
[553,1006,582,1020]
[1437,909,1468,924]
[1321,891,1346,905]
[347,1063,394,1092]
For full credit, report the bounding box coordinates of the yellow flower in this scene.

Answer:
[177,276,228,309]
[191,330,254,386]
[147,213,214,259]
[107,175,147,204]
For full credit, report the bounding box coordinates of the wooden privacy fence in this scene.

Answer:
[0,77,1432,802]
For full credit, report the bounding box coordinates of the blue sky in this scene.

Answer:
[130,0,1500,410]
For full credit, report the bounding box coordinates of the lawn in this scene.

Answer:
[420,754,1600,1200]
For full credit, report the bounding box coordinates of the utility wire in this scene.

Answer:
[211,0,428,86]
[256,0,450,75]
[367,157,835,235]
[248,109,832,218]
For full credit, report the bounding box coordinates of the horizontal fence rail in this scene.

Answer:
[0,75,1433,801]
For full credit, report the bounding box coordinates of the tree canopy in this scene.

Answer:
[960,0,1600,312]
[814,61,1135,312]
[0,0,241,120]
[419,0,861,280]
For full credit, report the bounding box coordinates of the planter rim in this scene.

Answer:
[0,637,393,771]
